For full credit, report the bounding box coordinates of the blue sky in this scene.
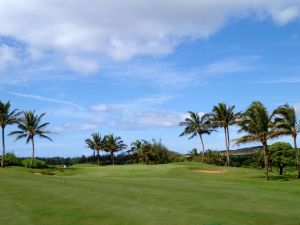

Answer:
[1,1,300,157]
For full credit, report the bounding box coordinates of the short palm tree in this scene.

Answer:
[0,101,19,168]
[85,132,104,165]
[236,101,280,180]
[9,111,52,168]
[187,148,198,161]
[128,140,143,163]
[212,103,241,166]
[103,134,127,165]
[179,112,215,162]
[273,104,300,178]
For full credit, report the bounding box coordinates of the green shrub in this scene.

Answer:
[0,153,22,166]
[22,158,48,168]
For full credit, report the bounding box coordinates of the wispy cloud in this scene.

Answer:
[9,92,83,110]
[251,76,300,84]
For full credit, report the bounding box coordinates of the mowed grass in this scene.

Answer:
[1,163,300,225]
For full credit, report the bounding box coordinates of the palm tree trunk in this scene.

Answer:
[293,136,300,179]
[110,152,114,165]
[1,127,5,168]
[93,150,96,163]
[97,150,100,166]
[199,134,205,163]
[226,127,230,166]
[30,137,35,168]
[224,127,229,166]
[263,142,269,180]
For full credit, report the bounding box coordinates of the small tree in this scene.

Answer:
[85,133,104,165]
[103,134,126,165]
[9,111,52,168]
[269,142,295,175]
[180,112,215,162]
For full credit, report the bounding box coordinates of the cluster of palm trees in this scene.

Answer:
[180,101,300,180]
[0,101,52,168]
[85,133,126,165]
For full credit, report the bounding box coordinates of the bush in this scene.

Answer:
[22,158,48,168]
[0,153,22,166]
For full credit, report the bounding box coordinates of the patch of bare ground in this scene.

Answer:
[192,169,225,174]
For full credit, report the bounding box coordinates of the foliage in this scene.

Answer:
[179,112,215,162]
[129,139,180,164]
[0,153,22,166]
[235,101,282,180]
[269,142,295,175]
[272,104,300,178]
[9,111,52,168]
[22,158,48,168]
[0,101,19,168]
[211,102,241,166]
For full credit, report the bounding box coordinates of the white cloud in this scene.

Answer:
[271,6,300,25]
[0,44,18,70]
[66,55,99,74]
[0,0,299,74]
[9,92,83,110]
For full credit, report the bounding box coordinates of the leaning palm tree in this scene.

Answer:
[0,101,19,168]
[273,104,300,178]
[103,134,127,165]
[212,103,241,166]
[85,132,104,165]
[180,112,215,162]
[9,111,52,168]
[235,101,280,180]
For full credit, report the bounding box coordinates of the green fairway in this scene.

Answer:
[1,163,300,225]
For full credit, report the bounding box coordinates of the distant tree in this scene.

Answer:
[180,112,215,162]
[9,111,52,168]
[211,103,241,166]
[0,101,19,168]
[85,132,104,165]
[273,104,300,178]
[103,134,127,165]
[269,142,295,175]
[236,102,281,180]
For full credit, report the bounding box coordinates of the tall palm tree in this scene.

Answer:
[0,101,19,168]
[212,103,241,166]
[179,112,214,162]
[236,101,280,180]
[273,104,300,178]
[103,134,127,165]
[85,132,104,165]
[9,111,52,168]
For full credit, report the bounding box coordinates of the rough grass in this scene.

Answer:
[0,162,300,225]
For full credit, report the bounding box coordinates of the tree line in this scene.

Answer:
[180,101,300,180]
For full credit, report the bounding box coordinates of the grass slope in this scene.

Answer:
[0,163,300,225]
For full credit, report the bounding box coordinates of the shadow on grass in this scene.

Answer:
[253,174,296,181]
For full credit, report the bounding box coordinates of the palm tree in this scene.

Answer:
[128,140,143,163]
[85,132,104,165]
[103,134,127,165]
[9,111,52,168]
[187,148,198,161]
[236,101,280,180]
[273,104,300,178]
[212,103,241,166]
[0,101,19,168]
[180,112,215,162]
